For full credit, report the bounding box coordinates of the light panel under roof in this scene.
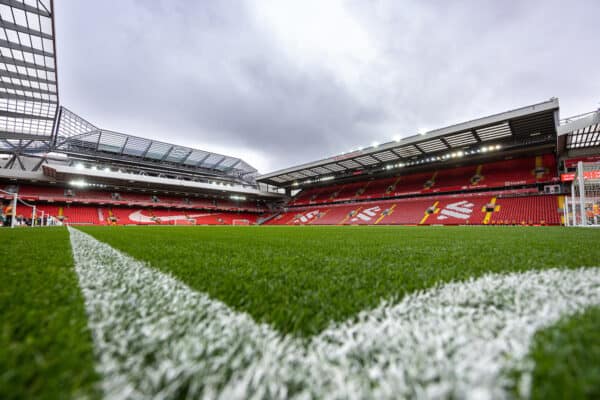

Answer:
[311,166,332,174]
[338,159,360,169]
[416,138,448,153]
[394,145,422,158]
[445,131,478,147]
[476,122,512,141]
[566,123,600,149]
[373,150,399,162]
[0,0,58,138]
[323,163,345,172]
[355,155,379,165]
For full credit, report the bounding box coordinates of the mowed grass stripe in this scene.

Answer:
[0,228,99,400]
[80,225,600,337]
[69,228,600,399]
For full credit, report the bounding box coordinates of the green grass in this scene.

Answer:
[80,225,600,337]
[3,225,599,399]
[0,228,99,400]
[79,225,600,398]
[528,306,600,400]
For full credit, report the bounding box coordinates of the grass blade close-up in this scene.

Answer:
[0,228,99,400]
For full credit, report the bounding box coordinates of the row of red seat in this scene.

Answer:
[10,193,561,226]
[267,193,562,226]
[10,204,263,225]
[15,185,266,212]
[290,155,557,206]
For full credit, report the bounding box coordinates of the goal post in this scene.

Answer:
[173,218,196,226]
[565,161,600,227]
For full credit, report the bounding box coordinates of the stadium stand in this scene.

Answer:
[17,204,261,226]
[288,155,557,206]
[489,196,561,225]
[1,94,597,227]
[267,192,562,226]
[0,0,591,229]
[12,185,266,212]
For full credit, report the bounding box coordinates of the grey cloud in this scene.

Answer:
[57,0,600,173]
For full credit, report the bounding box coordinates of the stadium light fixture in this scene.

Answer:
[230,195,246,201]
[69,180,89,188]
[371,141,379,148]
[321,176,335,181]
[393,135,401,142]
[75,163,84,170]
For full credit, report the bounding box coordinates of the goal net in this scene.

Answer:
[232,219,251,226]
[173,218,196,226]
[565,161,600,227]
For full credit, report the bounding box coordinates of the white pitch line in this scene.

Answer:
[68,227,600,400]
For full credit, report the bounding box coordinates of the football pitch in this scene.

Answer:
[1,226,599,399]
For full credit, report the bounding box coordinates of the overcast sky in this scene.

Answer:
[56,0,600,173]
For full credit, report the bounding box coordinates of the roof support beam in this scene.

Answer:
[140,141,153,158]
[224,159,242,171]
[0,20,53,40]
[210,156,227,169]
[439,137,451,149]
[15,154,25,170]
[3,153,15,168]
[196,152,212,167]
[0,138,15,147]
[95,131,103,151]
[0,39,54,58]
[160,145,174,161]
[0,132,50,140]
[179,148,194,165]
[0,91,57,103]
[0,110,54,120]
[1,69,55,85]
[0,55,55,72]
[390,148,405,159]
[0,81,56,95]
[119,136,129,155]
[32,155,47,171]
[16,139,33,150]
[0,0,51,17]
